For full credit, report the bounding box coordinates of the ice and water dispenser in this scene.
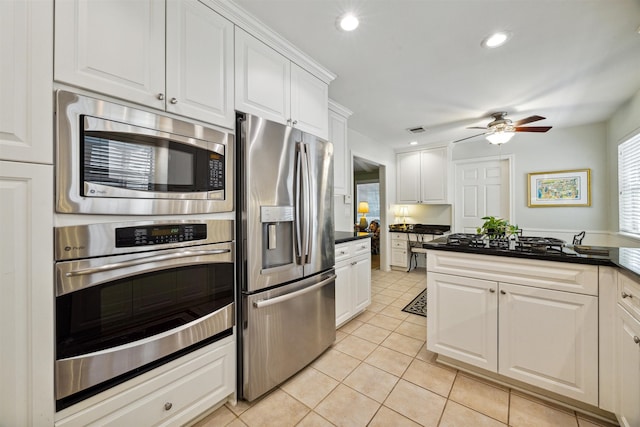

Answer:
[260,206,294,269]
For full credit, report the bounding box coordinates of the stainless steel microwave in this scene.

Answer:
[55,90,233,215]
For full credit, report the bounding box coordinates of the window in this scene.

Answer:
[619,132,640,237]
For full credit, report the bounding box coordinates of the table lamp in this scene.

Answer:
[357,201,369,230]
[400,206,409,228]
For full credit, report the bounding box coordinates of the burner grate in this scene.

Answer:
[445,233,573,256]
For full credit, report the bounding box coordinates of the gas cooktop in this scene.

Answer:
[444,233,576,256]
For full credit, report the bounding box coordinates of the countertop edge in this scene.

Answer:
[335,232,372,244]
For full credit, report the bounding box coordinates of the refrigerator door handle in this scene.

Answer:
[303,143,313,264]
[252,274,336,308]
[294,144,303,264]
[300,143,311,264]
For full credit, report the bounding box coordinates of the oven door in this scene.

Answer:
[54,242,234,404]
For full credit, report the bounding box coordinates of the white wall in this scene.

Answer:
[451,122,611,244]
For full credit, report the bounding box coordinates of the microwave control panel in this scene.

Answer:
[115,224,207,247]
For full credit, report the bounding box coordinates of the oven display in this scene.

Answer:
[115,224,207,247]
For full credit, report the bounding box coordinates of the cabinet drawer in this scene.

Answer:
[392,240,407,249]
[353,239,371,256]
[618,271,640,321]
[391,232,406,240]
[335,243,352,263]
[427,251,598,295]
[55,337,235,427]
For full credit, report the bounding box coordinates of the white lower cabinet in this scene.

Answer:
[616,306,640,427]
[427,253,599,406]
[55,336,235,427]
[0,161,54,426]
[335,239,371,327]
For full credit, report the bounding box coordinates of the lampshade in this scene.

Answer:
[400,206,409,216]
[486,130,515,145]
[357,201,369,214]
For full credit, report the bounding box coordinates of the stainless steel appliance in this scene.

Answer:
[54,219,234,410]
[236,113,336,401]
[55,90,233,215]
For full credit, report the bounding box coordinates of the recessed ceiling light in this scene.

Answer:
[337,14,359,31]
[481,31,511,48]
[409,141,418,146]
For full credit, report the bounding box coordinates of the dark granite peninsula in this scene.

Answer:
[334,231,372,244]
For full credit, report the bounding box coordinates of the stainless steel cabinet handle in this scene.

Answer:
[164,402,172,411]
[622,292,633,299]
[254,275,337,308]
[170,97,178,104]
[500,290,506,295]
[351,261,357,266]
[292,120,298,125]
[157,93,165,100]
[489,288,495,293]
[65,249,231,277]
[634,336,640,344]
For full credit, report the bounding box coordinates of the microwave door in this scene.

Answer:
[241,115,303,293]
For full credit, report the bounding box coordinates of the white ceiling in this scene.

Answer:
[234,0,640,149]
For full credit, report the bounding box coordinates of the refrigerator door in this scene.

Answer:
[241,115,304,293]
[297,131,335,277]
[241,270,336,401]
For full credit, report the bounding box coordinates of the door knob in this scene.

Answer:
[500,290,506,295]
[157,93,165,100]
[634,336,640,345]
[164,402,173,411]
[489,288,495,293]
[170,97,178,104]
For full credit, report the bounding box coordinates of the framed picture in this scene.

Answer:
[527,169,591,207]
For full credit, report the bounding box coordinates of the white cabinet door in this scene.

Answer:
[55,0,165,109]
[427,272,498,371]
[498,282,598,405]
[335,261,352,327]
[166,0,234,127]
[329,108,348,195]
[391,248,408,269]
[234,27,290,125]
[396,151,421,203]
[353,255,372,313]
[617,306,640,427]
[0,161,54,426]
[420,147,448,203]
[290,64,328,139]
[0,0,53,164]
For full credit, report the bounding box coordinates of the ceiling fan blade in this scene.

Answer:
[513,115,545,126]
[514,126,552,132]
[453,132,487,143]
[466,126,488,130]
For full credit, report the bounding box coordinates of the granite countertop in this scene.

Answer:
[388,224,451,235]
[335,231,372,244]
[423,237,640,281]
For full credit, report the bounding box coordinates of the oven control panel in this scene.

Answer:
[115,224,207,247]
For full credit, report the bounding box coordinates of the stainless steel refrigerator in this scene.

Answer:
[236,113,336,401]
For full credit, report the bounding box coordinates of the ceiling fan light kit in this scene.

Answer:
[453,112,552,144]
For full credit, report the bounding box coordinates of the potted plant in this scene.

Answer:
[476,216,519,239]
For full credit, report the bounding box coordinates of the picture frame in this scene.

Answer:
[527,169,591,207]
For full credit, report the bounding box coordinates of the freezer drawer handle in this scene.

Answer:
[253,274,337,308]
[65,249,231,277]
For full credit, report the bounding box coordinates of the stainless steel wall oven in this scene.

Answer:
[54,219,234,410]
[56,90,234,215]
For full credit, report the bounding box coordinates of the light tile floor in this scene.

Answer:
[193,268,618,427]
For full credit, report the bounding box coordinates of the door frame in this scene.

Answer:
[452,155,515,233]
[351,152,388,271]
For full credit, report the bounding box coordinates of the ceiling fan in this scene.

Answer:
[453,112,552,145]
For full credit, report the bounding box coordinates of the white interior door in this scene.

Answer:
[454,158,511,233]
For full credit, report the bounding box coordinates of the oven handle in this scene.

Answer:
[253,274,336,308]
[65,249,231,277]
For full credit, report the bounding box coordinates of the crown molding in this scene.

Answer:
[329,99,353,118]
[202,0,336,84]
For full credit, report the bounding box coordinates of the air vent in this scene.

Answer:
[407,126,426,134]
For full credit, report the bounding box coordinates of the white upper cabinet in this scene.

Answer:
[55,0,234,128]
[397,147,449,204]
[329,100,353,195]
[235,28,329,139]
[0,0,53,164]
[165,0,234,127]
[55,0,165,108]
